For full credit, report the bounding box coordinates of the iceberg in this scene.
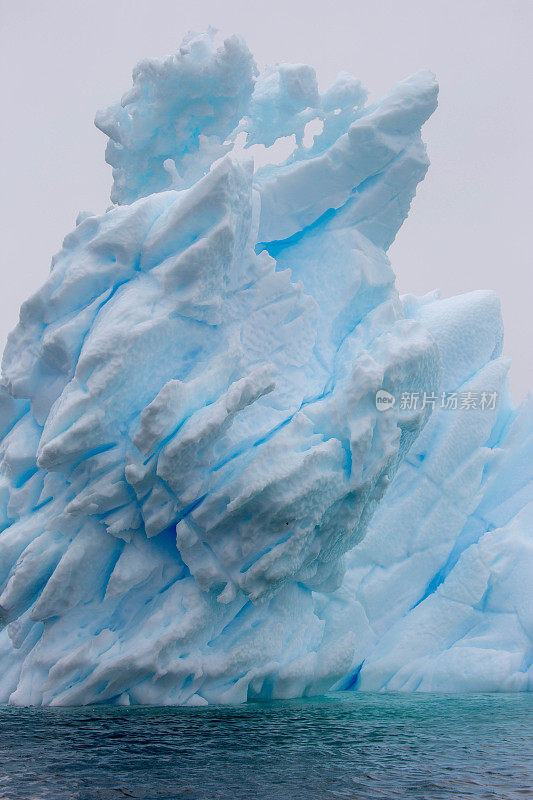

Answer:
[0,31,530,705]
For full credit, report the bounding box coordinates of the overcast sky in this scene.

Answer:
[1,0,531,399]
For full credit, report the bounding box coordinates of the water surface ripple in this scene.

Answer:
[0,693,531,799]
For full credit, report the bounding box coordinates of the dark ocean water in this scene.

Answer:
[0,693,531,800]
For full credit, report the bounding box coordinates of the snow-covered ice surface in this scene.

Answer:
[0,31,530,705]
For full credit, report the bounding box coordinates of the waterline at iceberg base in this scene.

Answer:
[0,31,531,706]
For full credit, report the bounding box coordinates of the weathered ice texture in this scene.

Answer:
[0,31,530,705]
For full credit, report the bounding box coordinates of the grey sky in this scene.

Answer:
[1,0,531,399]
